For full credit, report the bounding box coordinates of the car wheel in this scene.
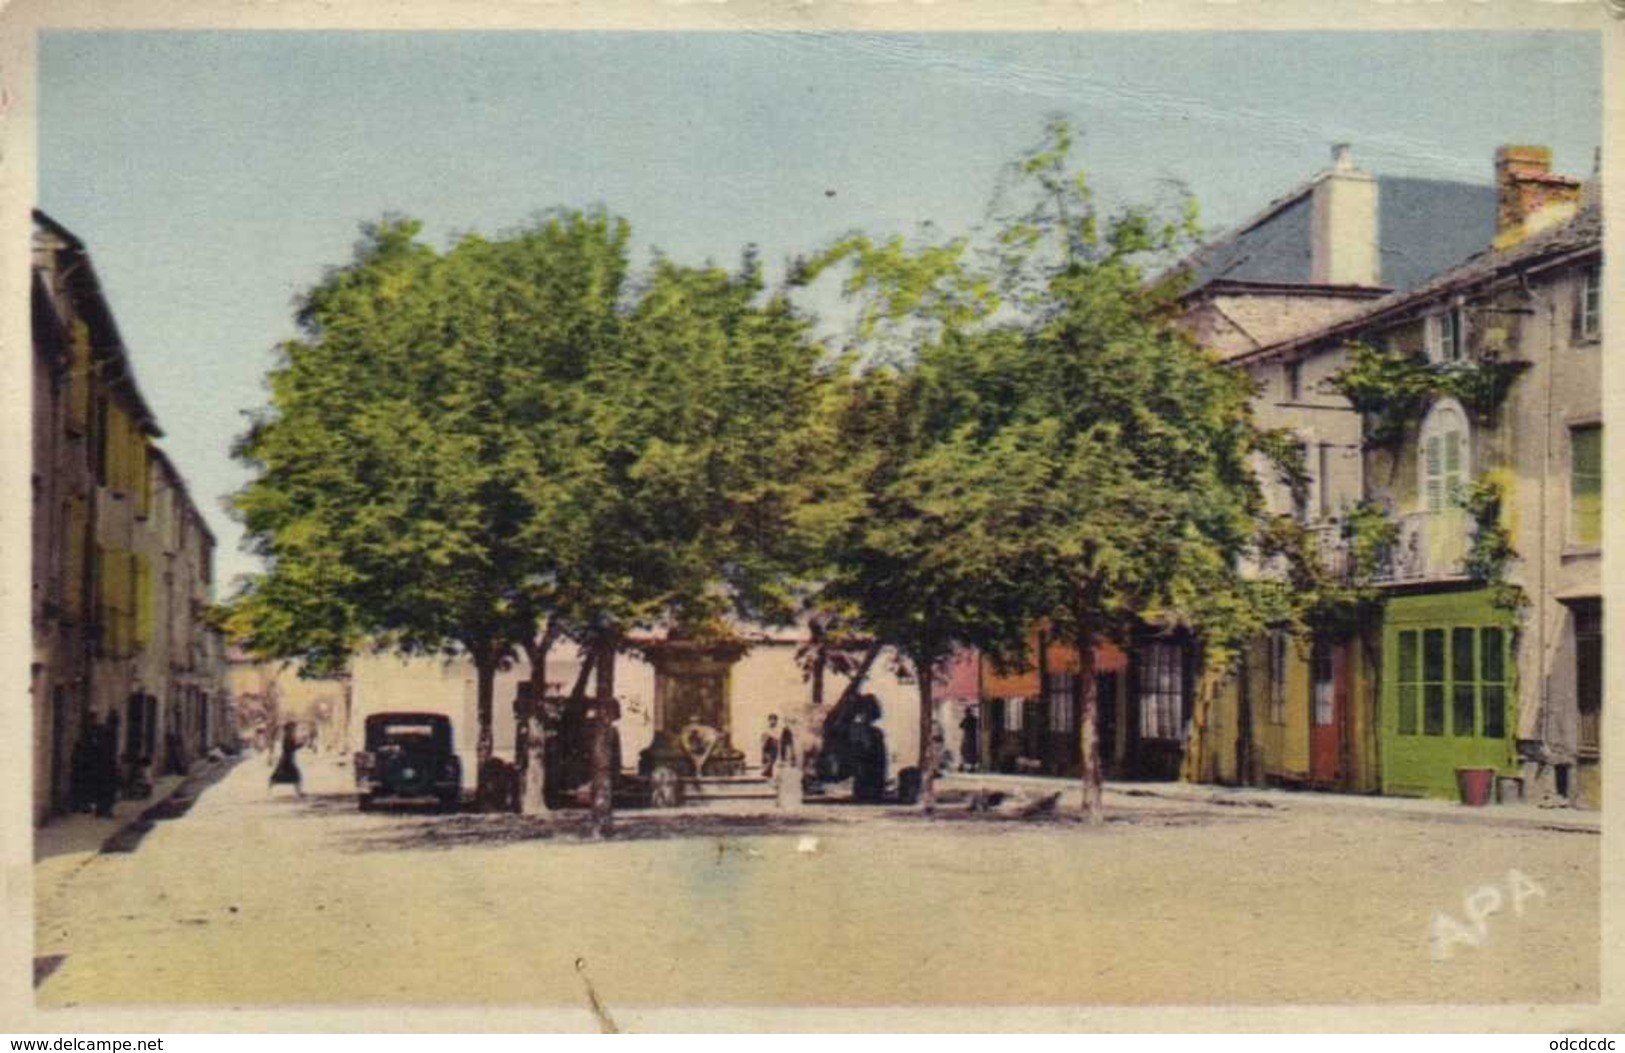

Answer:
[439,790,460,813]
[649,765,683,808]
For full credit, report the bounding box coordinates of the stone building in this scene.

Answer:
[1191,146,1602,804]
[30,210,231,825]
[1173,146,1497,791]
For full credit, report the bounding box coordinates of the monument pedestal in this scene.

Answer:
[639,639,748,778]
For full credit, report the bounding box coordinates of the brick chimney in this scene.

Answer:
[1310,143,1380,287]
[1494,145,1581,247]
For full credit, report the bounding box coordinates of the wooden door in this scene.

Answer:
[1309,640,1342,786]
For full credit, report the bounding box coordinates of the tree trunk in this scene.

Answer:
[473,645,497,773]
[1077,633,1103,826]
[568,647,597,703]
[836,642,884,708]
[1236,648,1255,787]
[518,625,561,818]
[917,657,937,814]
[590,636,617,838]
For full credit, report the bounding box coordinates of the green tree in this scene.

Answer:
[229,212,631,811]
[533,252,845,834]
[804,119,1285,823]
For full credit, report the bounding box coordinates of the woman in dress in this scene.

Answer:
[268,721,304,798]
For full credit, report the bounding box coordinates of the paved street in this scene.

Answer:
[35,754,1599,1009]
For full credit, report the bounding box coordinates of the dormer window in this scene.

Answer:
[1426,306,1465,363]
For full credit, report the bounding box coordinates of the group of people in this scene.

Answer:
[760,713,802,808]
[760,699,982,805]
[68,713,123,818]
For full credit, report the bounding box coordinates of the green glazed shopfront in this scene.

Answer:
[1381,589,1519,799]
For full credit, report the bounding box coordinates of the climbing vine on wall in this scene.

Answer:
[1328,342,1532,447]
[1461,478,1528,612]
[1253,498,1399,641]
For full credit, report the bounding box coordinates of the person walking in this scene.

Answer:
[761,714,782,778]
[268,721,304,798]
[774,719,802,811]
[94,713,122,817]
[959,707,981,772]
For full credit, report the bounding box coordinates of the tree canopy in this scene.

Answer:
[797,118,1302,818]
[228,118,1340,827]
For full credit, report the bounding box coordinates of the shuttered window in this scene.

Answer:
[1427,309,1464,362]
[66,321,92,435]
[135,438,151,519]
[133,554,153,649]
[1578,267,1601,342]
[1571,425,1601,548]
[62,498,87,621]
[1420,402,1468,513]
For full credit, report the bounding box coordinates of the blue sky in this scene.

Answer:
[38,31,1601,588]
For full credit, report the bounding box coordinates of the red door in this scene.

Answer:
[1309,640,1342,787]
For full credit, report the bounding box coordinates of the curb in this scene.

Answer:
[101,753,245,853]
[938,773,1601,834]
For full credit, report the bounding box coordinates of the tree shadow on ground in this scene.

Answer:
[331,796,1266,853]
[335,809,837,853]
[286,792,453,817]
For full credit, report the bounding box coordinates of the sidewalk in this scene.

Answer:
[937,771,1603,833]
[34,753,245,885]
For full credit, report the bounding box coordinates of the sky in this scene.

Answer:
[37,30,1602,590]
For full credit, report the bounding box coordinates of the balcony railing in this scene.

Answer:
[1289,509,1472,586]
[1370,508,1471,584]
[1306,521,1348,580]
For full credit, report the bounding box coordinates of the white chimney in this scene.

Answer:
[1311,143,1380,287]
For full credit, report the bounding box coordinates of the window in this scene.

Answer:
[1394,625,1508,740]
[1578,267,1601,342]
[1312,639,1335,726]
[1139,642,1184,741]
[1575,602,1602,758]
[1571,425,1601,548]
[1317,443,1333,520]
[1427,307,1464,362]
[1293,440,1313,524]
[1268,631,1289,724]
[1419,400,1469,512]
[1004,698,1024,732]
[1047,677,1076,734]
[1285,361,1303,402]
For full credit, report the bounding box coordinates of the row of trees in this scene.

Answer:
[227,120,1322,831]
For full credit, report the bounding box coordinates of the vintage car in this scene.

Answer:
[355,712,462,812]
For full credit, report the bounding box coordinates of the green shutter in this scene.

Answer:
[1572,426,1601,547]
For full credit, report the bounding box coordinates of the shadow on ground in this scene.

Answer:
[100,755,244,855]
[330,796,1268,852]
[335,809,835,852]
